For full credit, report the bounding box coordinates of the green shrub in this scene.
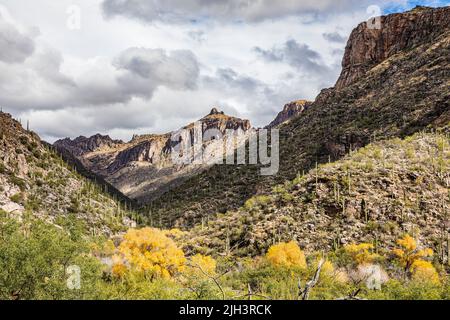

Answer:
[10,193,23,204]
[19,136,29,145]
[0,162,6,174]
[9,175,26,191]
[0,215,103,300]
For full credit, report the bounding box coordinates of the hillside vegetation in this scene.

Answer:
[1,213,448,300]
[0,112,137,236]
[183,130,449,258]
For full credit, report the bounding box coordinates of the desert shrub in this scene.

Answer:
[410,260,440,285]
[67,197,81,213]
[303,257,349,300]
[365,280,444,300]
[98,275,190,300]
[9,175,26,191]
[19,136,29,145]
[10,193,23,204]
[227,263,305,300]
[244,195,271,211]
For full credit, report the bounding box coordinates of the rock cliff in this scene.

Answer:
[335,5,450,89]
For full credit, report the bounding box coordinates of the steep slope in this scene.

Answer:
[0,112,135,235]
[147,6,449,227]
[54,108,251,204]
[185,129,449,257]
[266,100,312,129]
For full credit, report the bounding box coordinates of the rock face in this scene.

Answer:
[335,6,450,89]
[266,100,312,128]
[54,109,251,204]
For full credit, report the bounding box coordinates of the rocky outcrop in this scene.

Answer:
[266,100,312,128]
[108,136,169,172]
[335,5,450,90]
[54,134,123,157]
[54,109,252,204]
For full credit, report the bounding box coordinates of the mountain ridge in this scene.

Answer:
[54,108,252,204]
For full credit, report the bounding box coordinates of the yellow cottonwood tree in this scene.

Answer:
[191,254,217,275]
[266,241,307,268]
[112,228,186,279]
[392,234,433,271]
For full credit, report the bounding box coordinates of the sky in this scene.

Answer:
[0,0,448,142]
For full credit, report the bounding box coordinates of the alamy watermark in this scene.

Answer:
[367,5,382,30]
[66,5,81,30]
[170,122,279,176]
[66,265,81,290]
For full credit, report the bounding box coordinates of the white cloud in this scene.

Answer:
[0,12,35,63]
[114,47,199,91]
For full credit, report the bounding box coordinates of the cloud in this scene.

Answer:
[0,25,200,111]
[213,68,262,92]
[322,31,347,43]
[101,0,390,23]
[187,30,206,43]
[0,13,35,63]
[19,99,157,142]
[254,40,332,76]
[114,47,199,91]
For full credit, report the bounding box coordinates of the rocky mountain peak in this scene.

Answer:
[208,107,224,116]
[335,5,450,89]
[266,100,312,128]
[198,108,251,133]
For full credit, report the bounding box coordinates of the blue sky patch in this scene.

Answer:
[383,0,450,14]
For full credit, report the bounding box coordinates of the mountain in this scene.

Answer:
[266,100,312,129]
[185,128,449,256]
[0,112,135,235]
[54,108,251,205]
[145,6,449,229]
